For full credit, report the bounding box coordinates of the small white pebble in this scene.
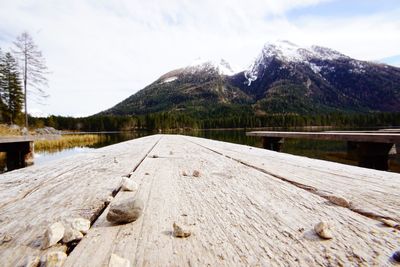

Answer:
[120,177,138,192]
[173,222,191,238]
[43,222,65,249]
[62,226,83,243]
[42,251,67,267]
[65,217,91,234]
[314,221,333,239]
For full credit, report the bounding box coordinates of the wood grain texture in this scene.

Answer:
[65,135,399,266]
[0,135,161,266]
[185,135,400,222]
[0,136,35,144]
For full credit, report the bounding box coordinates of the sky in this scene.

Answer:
[0,0,399,117]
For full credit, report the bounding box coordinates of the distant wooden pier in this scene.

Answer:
[247,131,400,170]
[0,135,62,171]
[0,137,35,171]
[0,135,399,266]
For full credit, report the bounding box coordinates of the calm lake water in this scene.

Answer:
[32,129,400,173]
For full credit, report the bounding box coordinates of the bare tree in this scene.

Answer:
[13,31,49,128]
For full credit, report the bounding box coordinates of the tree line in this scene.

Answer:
[28,111,400,132]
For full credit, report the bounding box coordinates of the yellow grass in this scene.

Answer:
[0,124,21,136]
[34,134,106,152]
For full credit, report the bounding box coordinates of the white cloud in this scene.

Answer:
[0,0,398,116]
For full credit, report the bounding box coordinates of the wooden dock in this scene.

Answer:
[0,135,61,171]
[0,135,399,266]
[247,131,400,170]
[0,137,35,171]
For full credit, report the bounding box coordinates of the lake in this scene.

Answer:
[31,130,400,173]
[1,129,399,173]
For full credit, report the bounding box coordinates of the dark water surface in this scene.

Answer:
[11,129,400,173]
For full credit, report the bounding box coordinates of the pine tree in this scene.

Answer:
[0,52,24,124]
[0,48,5,122]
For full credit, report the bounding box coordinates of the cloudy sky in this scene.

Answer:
[0,0,399,117]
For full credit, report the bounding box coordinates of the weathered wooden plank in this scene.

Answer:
[247,131,400,143]
[66,135,399,266]
[0,135,161,266]
[185,135,400,222]
[0,137,35,144]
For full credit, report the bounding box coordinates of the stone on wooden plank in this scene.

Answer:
[173,222,191,238]
[43,222,65,249]
[109,253,131,267]
[41,251,67,267]
[120,177,138,192]
[106,194,144,224]
[314,221,333,239]
[62,226,83,243]
[105,195,114,205]
[325,195,350,208]
[65,217,90,234]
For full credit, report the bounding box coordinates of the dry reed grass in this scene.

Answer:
[35,134,106,152]
[0,124,21,136]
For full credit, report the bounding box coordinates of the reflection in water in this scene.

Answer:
[2,129,399,173]
[186,130,400,172]
[33,131,153,165]
[34,147,95,165]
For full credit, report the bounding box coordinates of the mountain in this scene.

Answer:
[102,41,400,117]
[230,40,400,114]
[103,59,253,118]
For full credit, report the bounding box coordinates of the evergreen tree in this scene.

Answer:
[0,48,5,122]
[0,52,24,124]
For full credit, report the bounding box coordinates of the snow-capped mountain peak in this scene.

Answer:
[260,40,347,63]
[244,40,348,86]
[187,58,237,76]
[261,40,302,61]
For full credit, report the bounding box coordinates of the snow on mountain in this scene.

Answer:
[161,76,178,84]
[244,40,348,85]
[158,58,237,84]
[186,58,237,76]
[257,40,347,63]
[309,62,322,74]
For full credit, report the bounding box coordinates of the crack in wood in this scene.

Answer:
[64,137,162,256]
[186,138,399,226]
